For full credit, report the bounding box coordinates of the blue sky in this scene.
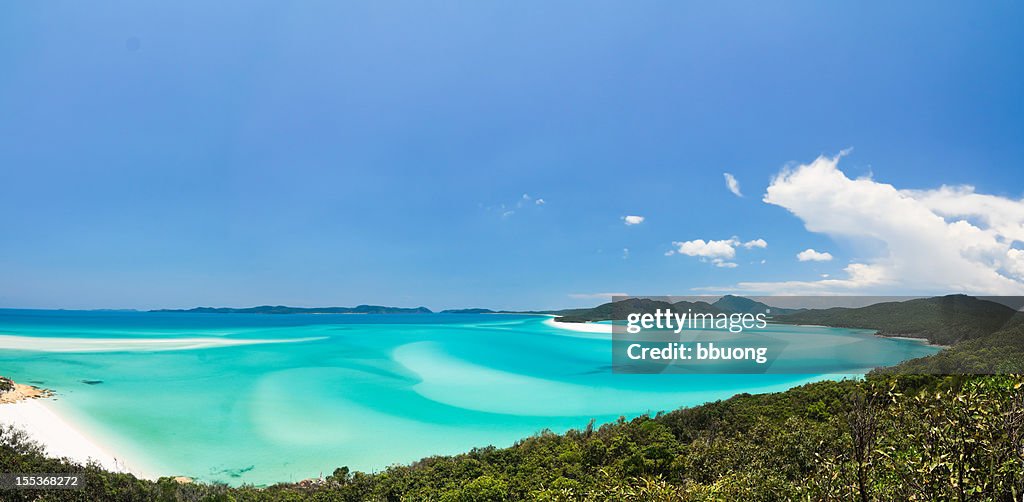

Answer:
[2,2,1023,310]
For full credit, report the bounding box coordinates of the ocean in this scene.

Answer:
[0,310,939,485]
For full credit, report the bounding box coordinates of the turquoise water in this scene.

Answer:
[0,310,939,485]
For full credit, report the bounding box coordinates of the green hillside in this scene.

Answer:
[553,295,806,323]
[710,295,801,315]
[553,298,720,323]
[776,294,1023,345]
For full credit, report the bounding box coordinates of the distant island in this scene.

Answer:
[153,305,578,316]
[438,308,497,314]
[147,295,1024,348]
[152,305,432,315]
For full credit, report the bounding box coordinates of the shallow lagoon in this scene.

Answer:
[0,310,939,485]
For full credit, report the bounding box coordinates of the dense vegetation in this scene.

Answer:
[776,295,1024,345]
[4,295,1024,500]
[702,295,799,316]
[554,298,720,323]
[552,295,804,323]
[876,321,1024,375]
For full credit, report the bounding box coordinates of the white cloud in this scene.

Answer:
[906,185,1024,243]
[1009,248,1024,278]
[669,237,765,268]
[535,198,545,205]
[623,215,645,225]
[796,248,833,262]
[622,248,630,259]
[717,263,888,295]
[724,173,743,197]
[568,292,628,300]
[725,152,1024,294]
[673,238,739,259]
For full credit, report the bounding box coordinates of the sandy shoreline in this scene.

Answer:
[542,317,613,334]
[546,318,952,350]
[880,335,951,349]
[0,383,149,479]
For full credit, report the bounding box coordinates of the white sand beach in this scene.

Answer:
[0,397,147,478]
[542,317,613,334]
[883,335,951,349]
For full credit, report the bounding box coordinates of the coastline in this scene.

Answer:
[879,334,951,349]
[548,318,952,350]
[0,387,149,479]
[0,381,53,403]
[542,317,613,334]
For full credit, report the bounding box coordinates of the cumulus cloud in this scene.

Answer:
[728,153,1024,294]
[535,198,545,205]
[796,248,833,262]
[724,173,743,197]
[907,185,1024,243]
[669,237,765,268]
[622,215,645,226]
[673,239,739,259]
[569,292,628,300]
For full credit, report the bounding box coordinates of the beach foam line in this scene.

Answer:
[0,400,148,478]
[0,335,327,353]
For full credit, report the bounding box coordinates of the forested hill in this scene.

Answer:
[553,298,720,323]
[710,294,801,315]
[774,294,1024,345]
[151,305,433,314]
[552,295,798,323]
[553,294,1024,346]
